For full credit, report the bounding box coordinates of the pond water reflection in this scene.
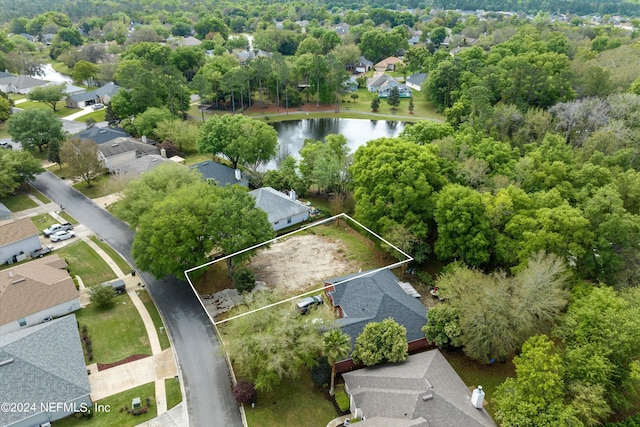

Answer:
[264,118,406,170]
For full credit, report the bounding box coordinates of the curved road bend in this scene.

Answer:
[32,171,243,427]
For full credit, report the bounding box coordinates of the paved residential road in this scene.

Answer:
[31,171,243,427]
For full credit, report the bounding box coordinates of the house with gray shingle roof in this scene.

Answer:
[75,126,130,145]
[249,187,309,231]
[191,160,248,187]
[66,82,121,109]
[97,137,160,173]
[0,75,49,94]
[324,268,427,351]
[406,73,427,91]
[0,314,91,427]
[343,350,497,426]
[0,254,80,335]
[0,218,40,265]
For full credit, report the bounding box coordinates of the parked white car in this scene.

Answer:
[92,103,104,110]
[43,222,73,236]
[49,230,76,242]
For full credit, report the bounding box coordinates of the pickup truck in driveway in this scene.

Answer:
[43,222,73,236]
[30,246,53,258]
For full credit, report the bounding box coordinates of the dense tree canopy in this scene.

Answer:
[197,114,278,169]
[351,318,409,366]
[8,108,65,152]
[131,181,274,279]
[0,149,44,197]
[351,137,445,262]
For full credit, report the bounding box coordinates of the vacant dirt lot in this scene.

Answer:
[249,234,357,293]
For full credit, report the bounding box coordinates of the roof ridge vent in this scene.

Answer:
[0,358,15,367]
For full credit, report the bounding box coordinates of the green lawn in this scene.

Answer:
[89,236,130,274]
[30,213,58,232]
[17,100,81,118]
[59,210,79,224]
[165,377,182,411]
[137,289,171,351]
[75,292,151,364]
[54,382,156,427]
[32,189,51,204]
[244,369,336,427]
[75,110,106,122]
[184,152,212,166]
[56,241,116,286]
[72,174,127,199]
[442,349,515,418]
[0,191,38,211]
[50,60,73,76]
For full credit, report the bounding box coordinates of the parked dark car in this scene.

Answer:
[296,295,323,314]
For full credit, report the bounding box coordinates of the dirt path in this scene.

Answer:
[249,234,356,293]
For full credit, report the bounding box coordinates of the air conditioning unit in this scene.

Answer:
[41,423,52,427]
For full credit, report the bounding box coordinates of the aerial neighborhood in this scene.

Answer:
[1,0,640,426]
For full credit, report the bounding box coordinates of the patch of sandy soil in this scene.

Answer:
[249,234,357,293]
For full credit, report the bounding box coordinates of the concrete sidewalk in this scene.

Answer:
[88,348,177,401]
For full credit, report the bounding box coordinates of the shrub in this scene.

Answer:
[334,389,350,412]
[233,268,256,293]
[310,357,331,386]
[89,285,115,309]
[232,380,257,404]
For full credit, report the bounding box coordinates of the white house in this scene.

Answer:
[406,73,428,91]
[0,255,81,335]
[249,187,309,231]
[0,218,40,265]
[97,137,160,173]
[0,75,49,94]
[0,315,91,427]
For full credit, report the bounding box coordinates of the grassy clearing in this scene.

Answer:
[89,236,130,274]
[136,289,171,351]
[54,382,156,427]
[30,213,58,232]
[17,100,81,118]
[244,369,336,427]
[76,292,151,364]
[59,210,79,224]
[442,349,515,418]
[165,377,182,410]
[75,110,106,122]
[56,240,116,286]
[0,191,38,211]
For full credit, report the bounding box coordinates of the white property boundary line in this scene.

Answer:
[183,213,414,326]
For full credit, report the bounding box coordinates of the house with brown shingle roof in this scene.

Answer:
[0,218,40,265]
[374,56,404,72]
[0,254,80,335]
